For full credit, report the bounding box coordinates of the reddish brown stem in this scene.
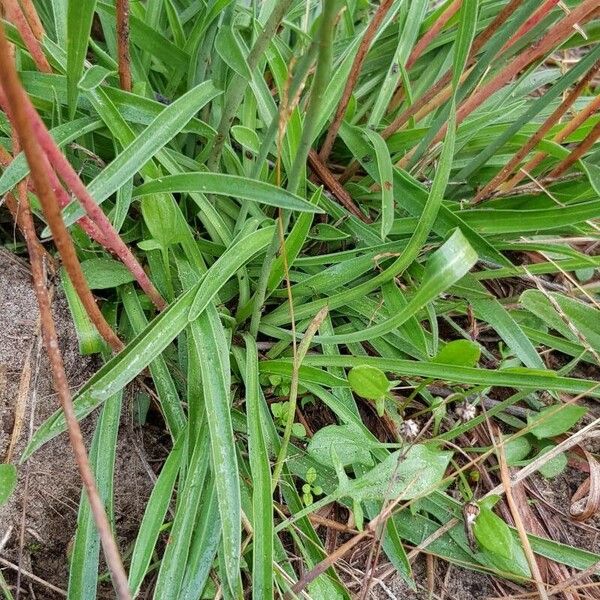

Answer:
[406,0,462,71]
[308,149,370,222]
[474,58,600,202]
[501,0,560,53]
[0,34,124,354]
[0,22,131,600]
[0,92,113,253]
[3,0,51,72]
[17,0,45,41]
[548,118,600,179]
[318,0,394,161]
[116,0,132,92]
[340,0,526,184]
[410,0,599,164]
[21,98,166,310]
[504,93,600,190]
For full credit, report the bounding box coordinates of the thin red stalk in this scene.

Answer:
[501,0,560,53]
[318,0,394,161]
[3,0,51,72]
[0,23,131,600]
[0,45,124,355]
[474,58,600,202]
[308,149,370,222]
[17,0,45,40]
[548,118,600,179]
[406,0,462,70]
[0,91,112,250]
[116,0,132,92]
[386,0,462,114]
[386,0,526,127]
[505,93,600,190]
[25,101,166,309]
[340,0,525,184]
[413,0,599,163]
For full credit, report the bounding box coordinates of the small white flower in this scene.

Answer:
[399,419,419,440]
[456,401,477,422]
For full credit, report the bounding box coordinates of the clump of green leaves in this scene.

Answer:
[2,0,600,597]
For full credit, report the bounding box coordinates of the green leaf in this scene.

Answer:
[433,340,481,368]
[473,506,513,560]
[0,464,17,506]
[80,258,136,289]
[347,445,451,502]
[363,129,394,239]
[528,405,587,439]
[308,223,350,241]
[67,0,97,115]
[215,28,252,79]
[231,125,261,154]
[308,425,375,468]
[22,227,275,459]
[128,431,185,597]
[347,365,389,400]
[190,309,241,598]
[504,436,532,466]
[133,173,323,213]
[312,229,478,344]
[62,82,221,227]
[536,445,568,479]
[243,335,274,600]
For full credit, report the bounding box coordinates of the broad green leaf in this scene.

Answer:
[190,310,241,597]
[231,125,261,154]
[80,258,135,289]
[346,445,451,502]
[433,340,480,368]
[527,405,587,439]
[504,436,532,466]
[536,445,568,479]
[473,506,513,560]
[215,28,252,79]
[347,365,389,400]
[243,336,274,600]
[308,425,375,468]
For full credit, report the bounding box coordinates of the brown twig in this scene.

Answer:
[473,58,600,202]
[501,0,561,53]
[116,0,132,92]
[0,26,131,598]
[0,85,166,310]
[318,0,394,161]
[406,0,462,72]
[495,427,549,600]
[307,149,371,222]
